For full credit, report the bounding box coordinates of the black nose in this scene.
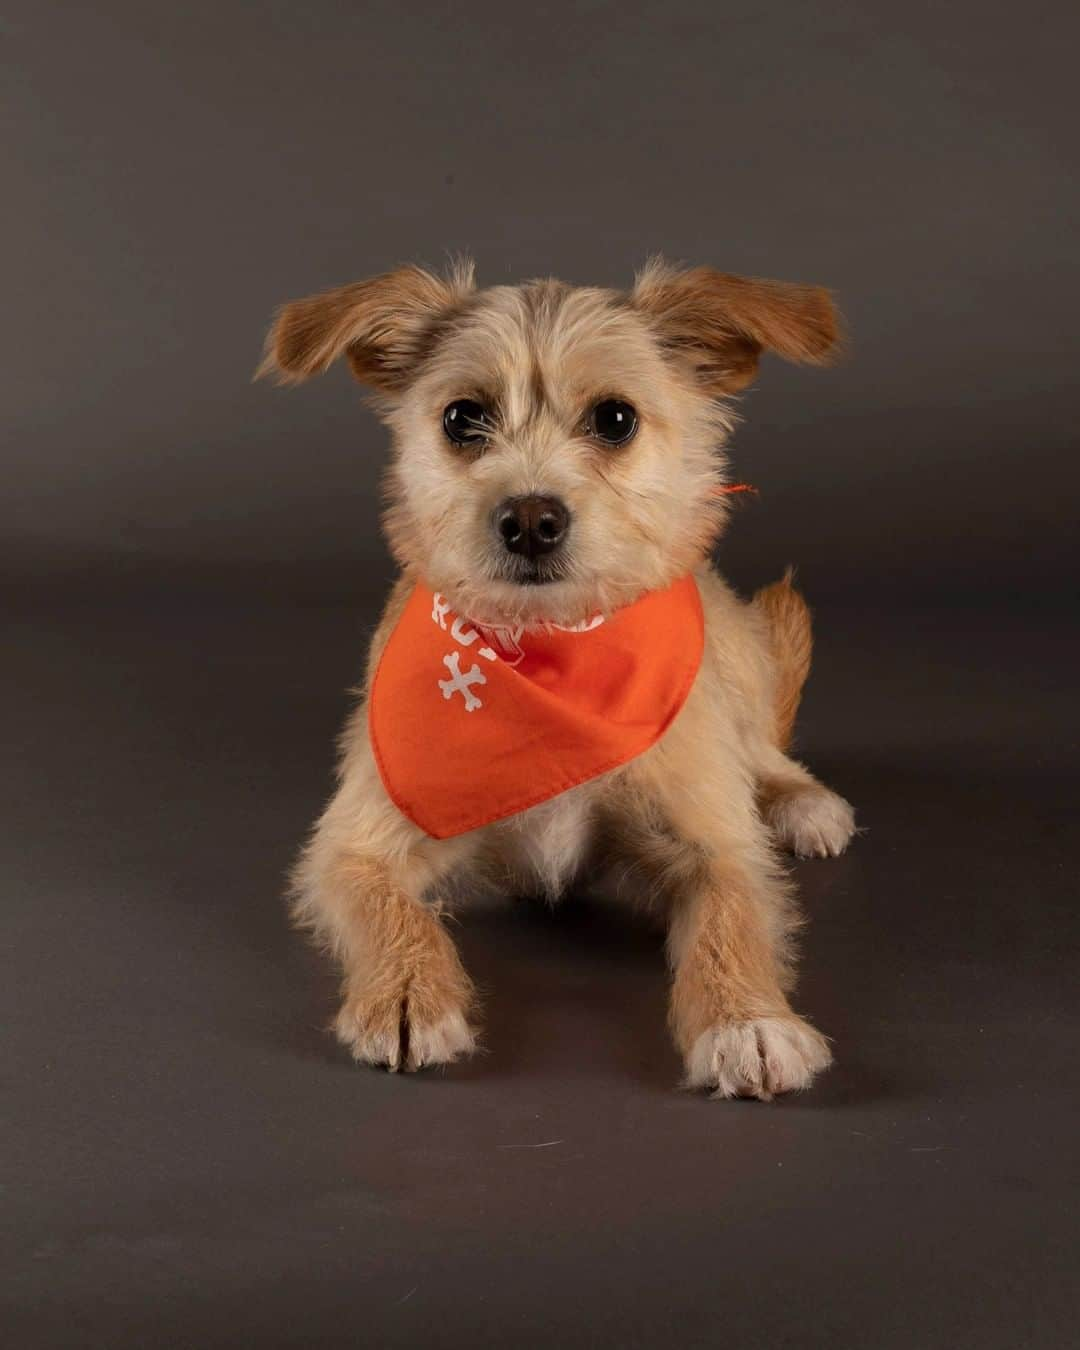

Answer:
[495,495,570,558]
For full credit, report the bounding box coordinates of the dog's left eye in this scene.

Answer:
[588,399,638,446]
[443,399,490,447]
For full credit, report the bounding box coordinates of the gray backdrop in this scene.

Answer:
[6,6,1080,1349]
[8,0,1077,600]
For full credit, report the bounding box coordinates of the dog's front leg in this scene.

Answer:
[755,743,856,860]
[292,789,479,1072]
[668,855,831,1099]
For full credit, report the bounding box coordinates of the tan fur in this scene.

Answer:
[632,259,841,393]
[263,259,856,1098]
[258,261,476,391]
[753,569,813,750]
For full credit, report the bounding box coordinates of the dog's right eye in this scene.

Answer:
[443,399,490,447]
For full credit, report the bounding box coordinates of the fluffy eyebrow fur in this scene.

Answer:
[257,259,476,391]
[413,279,670,433]
[631,257,841,393]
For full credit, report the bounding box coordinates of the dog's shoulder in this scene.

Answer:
[690,563,784,727]
[364,573,415,679]
[694,564,771,663]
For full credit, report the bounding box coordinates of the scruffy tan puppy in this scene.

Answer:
[260,259,855,1099]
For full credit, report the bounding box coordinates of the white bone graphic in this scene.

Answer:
[431,593,451,630]
[438,651,487,711]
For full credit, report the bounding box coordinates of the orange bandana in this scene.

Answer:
[369,575,704,838]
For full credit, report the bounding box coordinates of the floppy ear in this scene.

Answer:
[257,261,475,391]
[632,259,841,394]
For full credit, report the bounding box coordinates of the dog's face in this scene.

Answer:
[262,261,839,627]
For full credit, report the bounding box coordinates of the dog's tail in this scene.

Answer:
[752,568,813,751]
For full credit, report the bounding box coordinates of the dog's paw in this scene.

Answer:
[685,1014,832,1100]
[335,977,476,1073]
[767,785,855,858]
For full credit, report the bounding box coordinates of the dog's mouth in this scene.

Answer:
[499,556,565,587]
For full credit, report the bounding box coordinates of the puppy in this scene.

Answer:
[260,259,855,1099]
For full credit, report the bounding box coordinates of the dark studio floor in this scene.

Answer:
[4,577,1078,1349]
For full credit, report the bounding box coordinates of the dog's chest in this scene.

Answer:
[490,785,596,898]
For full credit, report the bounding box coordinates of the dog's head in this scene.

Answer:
[260,260,839,627]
